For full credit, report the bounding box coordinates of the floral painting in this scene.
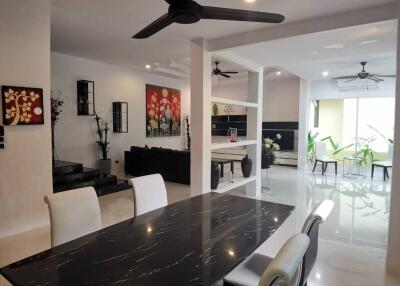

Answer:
[2,86,44,125]
[146,84,181,137]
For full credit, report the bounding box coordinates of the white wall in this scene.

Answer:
[386,4,400,277]
[264,78,300,122]
[310,78,396,100]
[51,52,190,176]
[211,77,300,121]
[0,0,52,238]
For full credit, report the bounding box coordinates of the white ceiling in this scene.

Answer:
[217,20,397,80]
[51,0,395,73]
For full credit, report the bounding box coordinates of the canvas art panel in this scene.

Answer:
[146,84,181,137]
[1,86,44,125]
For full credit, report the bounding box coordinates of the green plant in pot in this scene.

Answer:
[355,136,376,166]
[322,136,354,157]
[307,131,319,162]
[94,113,111,174]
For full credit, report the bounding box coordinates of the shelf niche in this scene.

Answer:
[77,80,95,116]
[113,102,128,133]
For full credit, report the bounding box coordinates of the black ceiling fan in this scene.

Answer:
[212,61,238,78]
[333,62,396,83]
[133,0,285,39]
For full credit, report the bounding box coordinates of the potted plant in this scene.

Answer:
[262,134,281,169]
[307,131,319,162]
[94,113,111,174]
[50,90,64,165]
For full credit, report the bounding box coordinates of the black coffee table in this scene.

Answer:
[212,158,235,177]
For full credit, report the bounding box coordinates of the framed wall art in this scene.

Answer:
[146,84,181,137]
[1,86,44,125]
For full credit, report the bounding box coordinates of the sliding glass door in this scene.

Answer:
[309,97,395,160]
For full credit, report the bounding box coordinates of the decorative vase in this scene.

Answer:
[262,148,275,169]
[99,159,112,175]
[211,162,220,190]
[241,155,253,178]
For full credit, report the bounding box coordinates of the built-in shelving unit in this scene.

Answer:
[209,69,263,195]
[214,175,257,194]
[211,96,258,108]
[190,40,263,196]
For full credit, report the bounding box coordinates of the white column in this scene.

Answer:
[386,3,400,277]
[297,79,310,171]
[190,39,212,196]
[246,69,263,197]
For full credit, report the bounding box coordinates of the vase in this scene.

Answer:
[211,162,220,190]
[99,159,112,175]
[262,149,275,169]
[241,155,253,178]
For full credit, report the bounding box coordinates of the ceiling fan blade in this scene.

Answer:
[367,76,384,83]
[222,71,239,74]
[333,76,358,80]
[201,6,285,23]
[132,14,174,39]
[345,78,358,83]
[221,73,231,78]
[369,74,396,78]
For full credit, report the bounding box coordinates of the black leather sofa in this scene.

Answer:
[124,146,190,185]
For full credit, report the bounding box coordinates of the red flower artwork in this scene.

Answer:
[2,86,44,125]
[146,84,181,137]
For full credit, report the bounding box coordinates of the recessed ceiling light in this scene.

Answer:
[322,71,329,77]
[324,44,344,49]
[276,71,282,76]
[315,273,321,280]
[360,39,378,45]
[244,0,256,3]
[145,64,151,69]
[312,51,319,55]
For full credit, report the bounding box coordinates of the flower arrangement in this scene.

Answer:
[262,134,281,168]
[264,134,281,151]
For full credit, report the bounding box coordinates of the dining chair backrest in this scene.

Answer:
[44,187,101,247]
[299,200,334,286]
[130,174,168,216]
[314,141,328,160]
[258,234,310,286]
[387,144,394,162]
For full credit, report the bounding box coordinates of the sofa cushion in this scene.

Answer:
[130,146,149,153]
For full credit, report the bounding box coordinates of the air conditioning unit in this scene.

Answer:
[337,79,379,91]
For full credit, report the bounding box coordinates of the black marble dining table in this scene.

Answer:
[1,193,294,286]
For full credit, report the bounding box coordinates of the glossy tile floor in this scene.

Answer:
[230,166,400,286]
[1,167,399,285]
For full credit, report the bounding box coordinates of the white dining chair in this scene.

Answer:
[224,234,310,286]
[299,200,334,286]
[44,187,101,247]
[129,174,168,216]
[372,144,393,181]
[313,141,337,175]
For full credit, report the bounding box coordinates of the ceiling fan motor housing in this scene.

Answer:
[169,0,202,24]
